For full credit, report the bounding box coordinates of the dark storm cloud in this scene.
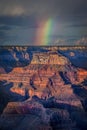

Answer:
[0,31,6,38]
[0,0,87,45]
[0,16,38,28]
[0,31,9,44]
[0,25,11,30]
[68,23,87,28]
[0,0,87,27]
[0,0,87,17]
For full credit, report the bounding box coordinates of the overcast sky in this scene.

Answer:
[0,0,87,46]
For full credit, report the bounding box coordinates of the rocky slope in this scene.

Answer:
[0,46,87,130]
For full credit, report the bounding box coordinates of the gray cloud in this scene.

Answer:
[0,0,87,27]
[67,23,87,28]
[0,0,87,45]
[0,25,11,30]
[0,0,87,17]
[0,31,6,38]
[0,16,38,28]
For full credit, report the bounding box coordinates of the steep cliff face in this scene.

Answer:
[0,50,75,97]
[0,47,87,130]
[0,47,32,73]
[0,48,87,100]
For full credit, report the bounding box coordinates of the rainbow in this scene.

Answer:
[35,19,54,45]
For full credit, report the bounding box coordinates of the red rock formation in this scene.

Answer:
[1,47,87,130]
[0,50,87,99]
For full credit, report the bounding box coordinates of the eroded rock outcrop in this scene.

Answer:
[0,47,87,130]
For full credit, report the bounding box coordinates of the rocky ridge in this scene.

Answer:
[0,47,87,130]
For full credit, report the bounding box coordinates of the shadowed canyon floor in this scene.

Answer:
[0,46,87,130]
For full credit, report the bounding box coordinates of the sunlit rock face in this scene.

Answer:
[69,52,75,57]
[0,46,87,130]
[77,68,87,82]
[0,47,87,100]
[31,51,69,65]
[0,49,78,99]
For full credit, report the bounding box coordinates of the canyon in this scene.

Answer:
[0,46,87,130]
